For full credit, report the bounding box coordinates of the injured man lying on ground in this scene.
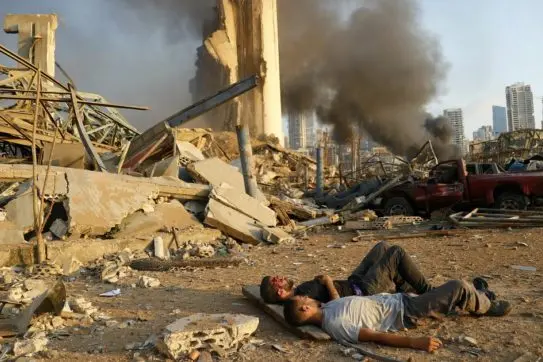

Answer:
[260,241,496,304]
[283,280,512,352]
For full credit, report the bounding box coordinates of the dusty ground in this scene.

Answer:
[28,227,543,361]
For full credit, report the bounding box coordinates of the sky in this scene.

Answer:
[0,0,542,140]
[421,0,543,137]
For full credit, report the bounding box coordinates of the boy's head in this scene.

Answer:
[260,276,295,303]
[283,295,321,326]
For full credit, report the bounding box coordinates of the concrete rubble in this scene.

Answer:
[137,275,161,288]
[156,313,259,359]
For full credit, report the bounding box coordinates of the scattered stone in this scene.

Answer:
[138,276,161,288]
[261,227,295,244]
[125,342,140,351]
[342,348,355,356]
[195,245,215,258]
[156,313,259,359]
[49,218,68,239]
[118,320,137,329]
[352,353,365,361]
[459,335,478,347]
[141,203,155,214]
[516,241,529,247]
[105,320,119,328]
[271,344,288,353]
[51,316,64,329]
[13,334,48,356]
[69,297,98,315]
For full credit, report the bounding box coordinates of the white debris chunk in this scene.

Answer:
[156,313,259,360]
[138,276,161,288]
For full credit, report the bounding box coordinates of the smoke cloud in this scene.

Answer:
[278,0,455,159]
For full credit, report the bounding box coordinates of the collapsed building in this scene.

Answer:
[469,129,543,165]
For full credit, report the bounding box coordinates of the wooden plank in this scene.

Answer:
[242,285,330,341]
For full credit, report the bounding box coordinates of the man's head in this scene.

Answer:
[260,276,295,303]
[283,295,322,326]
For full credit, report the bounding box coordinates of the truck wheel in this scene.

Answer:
[384,197,414,216]
[496,192,527,210]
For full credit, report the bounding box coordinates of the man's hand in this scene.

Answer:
[410,336,443,352]
[359,329,443,352]
[314,275,332,285]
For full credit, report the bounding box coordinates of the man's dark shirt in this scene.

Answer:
[294,280,355,303]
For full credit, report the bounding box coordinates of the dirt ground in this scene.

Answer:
[33,227,543,361]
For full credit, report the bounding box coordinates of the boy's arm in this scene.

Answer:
[358,328,442,352]
[314,275,340,300]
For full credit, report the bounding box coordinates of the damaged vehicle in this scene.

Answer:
[379,159,543,216]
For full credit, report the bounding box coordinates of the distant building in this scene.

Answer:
[473,125,494,142]
[443,108,465,147]
[492,105,507,135]
[305,113,316,148]
[287,113,307,150]
[506,83,535,131]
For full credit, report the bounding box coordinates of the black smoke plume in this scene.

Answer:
[278,0,455,159]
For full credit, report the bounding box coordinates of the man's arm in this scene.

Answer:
[358,328,442,352]
[314,275,340,300]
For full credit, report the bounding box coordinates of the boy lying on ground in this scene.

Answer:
[260,241,495,304]
[283,279,511,352]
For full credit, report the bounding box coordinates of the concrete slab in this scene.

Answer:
[261,227,294,244]
[47,238,151,267]
[211,183,276,227]
[204,199,263,245]
[187,158,266,202]
[114,200,202,239]
[5,191,37,233]
[0,221,25,244]
[156,313,259,359]
[41,143,85,169]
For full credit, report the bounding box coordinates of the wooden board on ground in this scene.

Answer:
[242,285,330,341]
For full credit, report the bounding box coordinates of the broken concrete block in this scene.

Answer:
[143,156,179,177]
[210,183,276,227]
[114,200,202,238]
[261,227,295,244]
[59,256,82,276]
[41,143,86,169]
[138,275,160,288]
[194,245,215,258]
[49,219,68,239]
[176,141,205,165]
[13,334,48,356]
[187,158,267,203]
[204,199,263,245]
[156,313,259,360]
[174,228,223,245]
[153,236,167,260]
[5,190,39,233]
[0,221,25,244]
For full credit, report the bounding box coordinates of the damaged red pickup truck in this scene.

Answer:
[380,159,543,216]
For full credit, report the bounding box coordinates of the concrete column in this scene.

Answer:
[259,0,284,144]
[4,14,58,77]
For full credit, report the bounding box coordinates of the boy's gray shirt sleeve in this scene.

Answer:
[323,319,360,344]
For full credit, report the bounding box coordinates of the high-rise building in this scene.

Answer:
[492,105,507,135]
[305,113,316,148]
[287,113,307,150]
[473,125,494,142]
[506,83,535,131]
[443,108,465,147]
